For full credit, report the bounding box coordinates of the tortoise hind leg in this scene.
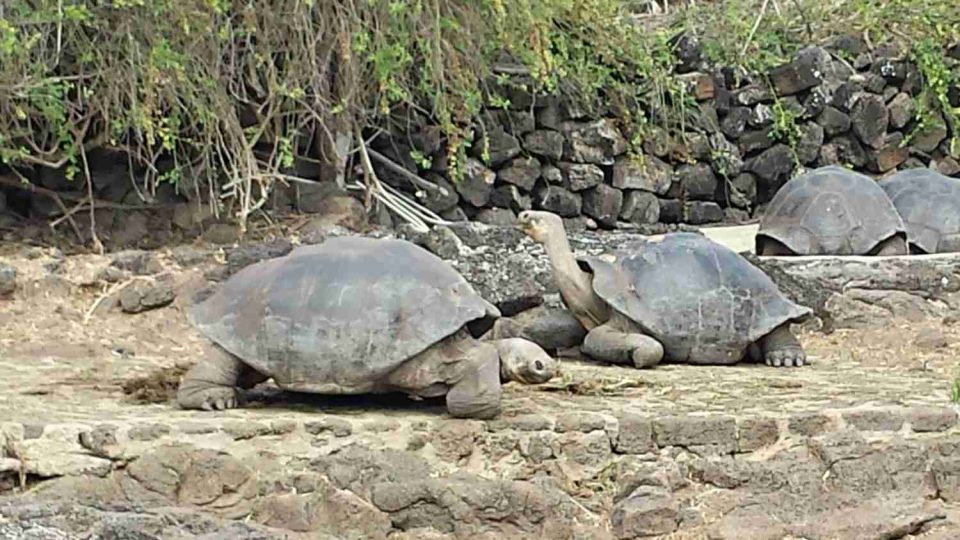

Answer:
[446,342,502,419]
[759,323,806,368]
[177,344,266,411]
[582,321,664,369]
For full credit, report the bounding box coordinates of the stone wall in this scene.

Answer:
[366,36,960,229]
[1,34,959,245]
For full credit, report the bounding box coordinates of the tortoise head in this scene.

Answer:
[517,210,566,244]
[495,338,557,385]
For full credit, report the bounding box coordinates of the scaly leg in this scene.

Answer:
[446,343,502,419]
[177,344,265,410]
[581,322,664,369]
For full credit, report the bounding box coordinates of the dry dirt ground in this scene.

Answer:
[1,238,960,539]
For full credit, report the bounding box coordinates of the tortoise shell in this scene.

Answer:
[582,233,812,363]
[189,237,499,393]
[880,169,960,254]
[756,166,906,255]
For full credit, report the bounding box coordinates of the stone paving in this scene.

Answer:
[1,239,960,539]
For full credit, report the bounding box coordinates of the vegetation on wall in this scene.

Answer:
[0,0,957,239]
[681,0,960,155]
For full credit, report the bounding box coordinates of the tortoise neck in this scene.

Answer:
[541,228,608,329]
[542,231,592,293]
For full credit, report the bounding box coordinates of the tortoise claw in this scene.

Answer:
[184,387,239,411]
[764,348,806,368]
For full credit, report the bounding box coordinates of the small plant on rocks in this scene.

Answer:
[769,97,804,161]
[909,37,960,154]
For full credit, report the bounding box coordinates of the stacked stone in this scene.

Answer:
[370,36,960,228]
[2,35,956,235]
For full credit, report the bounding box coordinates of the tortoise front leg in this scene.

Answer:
[759,323,806,367]
[177,344,265,411]
[446,342,502,419]
[581,322,664,369]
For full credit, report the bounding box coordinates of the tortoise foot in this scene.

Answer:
[630,336,665,369]
[764,347,806,367]
[177,345,251,411]
[583,323,664,369]
[761,324,806,368]
[178,385,239,411]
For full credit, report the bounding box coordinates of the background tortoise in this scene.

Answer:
[879,168,960,254]
[756,166,908,256]
[518,211,813,368]
[178,236,557,419]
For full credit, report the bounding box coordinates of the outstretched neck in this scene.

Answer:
[542,232,588,289]
[541,231,606,328]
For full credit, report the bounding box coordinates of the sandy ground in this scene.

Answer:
[0,240,957,427]
[1,237,960,539]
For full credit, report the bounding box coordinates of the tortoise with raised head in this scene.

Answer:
[178,236,557,419]
[518,210,813,369]
[755,166,908,256]
[879,168,960,254]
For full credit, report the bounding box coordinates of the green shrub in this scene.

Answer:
[0,0,957,233]
[0,0,684,230]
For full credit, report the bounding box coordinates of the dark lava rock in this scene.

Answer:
[535,185,582,217]
[768,56,824,96]
[721,107,751,139]
[476,208,517,227]
[746,144,795,187]
[851,94,890,149]
[457,158,496,206]
[559,163,604,192]
[620,191,660,225]
[120,279,176,314]
[416,174,460,213]
[659,199,682,224]
[796,123,825,165]
[684,201,724,224]
[581,185,624,228]
[523,130,565,160]
[490,184,532,212]
[678,163,719,200]
[560,119,628,165]
[887,92,915,130]
[223,239,294,279]
[473,126,521,168]
[612,156,674,195]
[494,306,587,352]
[817,106,852,137]
[497,156,542,191]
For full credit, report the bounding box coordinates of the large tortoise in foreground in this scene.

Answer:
[178,236,557,419]
[879,168,960,254]
[756,166,908,256]
[518,211,813,368]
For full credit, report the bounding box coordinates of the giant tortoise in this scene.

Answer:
[178,236,557,419]
[756,166,908,256]
[517,211,813,368]
[879,168,960,254]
